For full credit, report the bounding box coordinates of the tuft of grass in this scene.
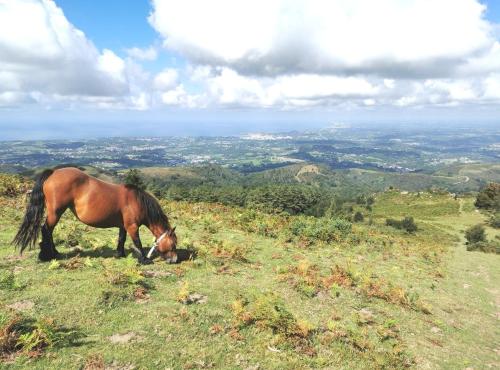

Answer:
[176,281,191,303]
[231,293,316,354]
[0,271,24,291]
[0,314,81,358]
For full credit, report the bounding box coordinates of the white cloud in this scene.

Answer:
[0,0,128,100]
[126,46,158,61]
[150,0,494,78]
[153,68,179,90]
[177,67,381,108]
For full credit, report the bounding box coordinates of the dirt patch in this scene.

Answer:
[142,270,173,278]
[133,287,150,303]
[108,332,143,345]
[6,300,34,312]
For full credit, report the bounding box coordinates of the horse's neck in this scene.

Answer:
[148,222,169,239]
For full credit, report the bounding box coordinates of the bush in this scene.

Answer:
[466,241,500,254]
[490,213,500,229]
[465,224,486,244]
[246,185,321,215]
[123,169,145,190]
[475,183,500,210]
[289,217,352,243]
[386,217,417,233]
[0,315,81,357]
[353,211,364,222]
[0,174,30,197]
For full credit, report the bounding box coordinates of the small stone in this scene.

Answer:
[430,326,441,334]
[358,308,375,324]
[182,293,208,305]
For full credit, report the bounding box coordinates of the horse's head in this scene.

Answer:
[157,226,177,263]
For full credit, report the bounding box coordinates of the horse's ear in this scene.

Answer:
[170,226,176,235]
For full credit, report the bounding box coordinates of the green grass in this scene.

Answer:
[0,191,498,369]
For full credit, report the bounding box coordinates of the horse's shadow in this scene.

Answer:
[175,248,197,262]
[63,246,195,263]
[63,246,117,259]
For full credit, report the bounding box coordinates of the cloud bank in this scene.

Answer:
[0,0,133,107]
[1,0,499,111]
[148,0,500,109]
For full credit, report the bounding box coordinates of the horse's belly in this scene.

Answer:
[72,195,122,228]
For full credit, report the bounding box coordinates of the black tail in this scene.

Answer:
[13,169,53,253]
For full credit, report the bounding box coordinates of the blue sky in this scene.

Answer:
[0,0,499,139]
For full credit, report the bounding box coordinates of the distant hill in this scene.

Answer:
[10,162,498,198]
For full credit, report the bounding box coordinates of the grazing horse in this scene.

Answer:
[13,167,177,264]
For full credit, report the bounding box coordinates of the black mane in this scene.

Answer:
[126,185,169,228]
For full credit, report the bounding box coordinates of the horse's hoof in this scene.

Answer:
[116,252,126,258]
[38,252,55,262]
[139,256,153,265]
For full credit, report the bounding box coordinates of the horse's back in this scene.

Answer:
[44,167,126,227]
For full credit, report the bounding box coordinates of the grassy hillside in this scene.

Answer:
[0,176,498,369]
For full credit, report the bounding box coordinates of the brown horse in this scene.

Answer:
[13,167,177,264]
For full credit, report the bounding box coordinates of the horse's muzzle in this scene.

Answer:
[164,252,178,264]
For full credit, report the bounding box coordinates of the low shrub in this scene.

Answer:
[475,183,500,210]
[288,217,352,243]
[490,213,500,229]
[0,174,30,197]
[353,211,364,223]
[231,293,315,354]
[466,241,500,254]
[0,271,24,291]
[464,224,486,244]
[386,217,417,233]
[0,314,80,358]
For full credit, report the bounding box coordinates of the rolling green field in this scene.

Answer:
[0,185,498,369]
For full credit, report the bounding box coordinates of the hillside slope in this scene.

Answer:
[0,190,498,369]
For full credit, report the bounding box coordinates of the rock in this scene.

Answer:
[430,326,441,334]
[181,293,208,305]
[358,308,375,324]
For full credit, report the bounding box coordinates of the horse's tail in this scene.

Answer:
[13,169,54,253]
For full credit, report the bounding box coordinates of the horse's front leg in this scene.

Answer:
[116,227,126,258]
[126,224,152,265]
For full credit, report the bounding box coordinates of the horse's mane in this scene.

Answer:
[126,185,169,228]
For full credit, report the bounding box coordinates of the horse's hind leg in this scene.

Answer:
[39,223,54,261]
[39,207,65,261]
[116,227,126,258]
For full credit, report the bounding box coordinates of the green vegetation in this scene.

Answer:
[353,211,364,222]
[0,172,499,369]
[475,182,500,210]
[490,213,500,229]
[123,169,146,190]
[386,217,418,233]
[0,174,30,197]
[465,224,500,254]
[465,224,486,244]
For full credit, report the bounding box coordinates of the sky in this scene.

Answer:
[0,0,499,138]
